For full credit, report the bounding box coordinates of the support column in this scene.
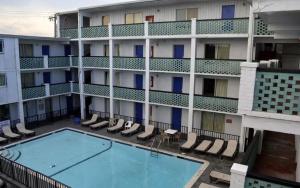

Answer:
[56,15,60,38]
[144,21,150,127]
[246,5,255,62]
[187,18,197,132]
[230,163,248,188]
[239,125,246,152]
[78,11,85,120]
[109,23,114,120]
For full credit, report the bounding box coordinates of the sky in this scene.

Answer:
[0,0,129,37]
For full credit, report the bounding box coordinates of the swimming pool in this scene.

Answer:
[1,129,206,188]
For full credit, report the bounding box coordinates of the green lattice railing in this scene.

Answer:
[71,56,78,67]
[50,83,71,96]
[194,95,238,113]
[114,87,145,102]
[72,83,79,93]
[197,18,248,34]
[195,59,241,75]
[22,86,46,100]
[20,57,44,69]
[114,57,145,70]
[150,58,190,73]
[82,56,109,68]
[255,19,274,36]
[82,26,109,38]
[149,91,189,107]
[0,74,6,86]
[48,57,70,68]
[253,71,300,116]
[60,28,78,39]
[84,84,110,97]
[113,24,144,37]
[245,177,293,188]
[149,21,191,36]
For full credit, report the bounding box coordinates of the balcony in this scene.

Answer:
[150,58,190,73]
[20,56,71,70]
[71,56,78,67]
[112,24,144,37]
[82,56,109,68]
[82,26,108,38]
[50,83,71,96]
[84,84,110,97]
[114,87,145,102]
[194,95,238,114]
[149,91,189,107]
[20,57,44,69]
[149,21,191,36]
[114,57,145,70]
[253,70,300,116]
[60,28,78,39]
[48,57,70,68]
[22,86,46,100]
[195,59,241,76]
[72,83,79,93]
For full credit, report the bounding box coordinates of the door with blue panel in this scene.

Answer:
[135,45,144,58]
[42,45,50,56]
[64,45,71,56]
[173,45,184,59]
[135,74,143,124]
[172,77,183,131]
[43,72,51,84]
[222,5,235,31]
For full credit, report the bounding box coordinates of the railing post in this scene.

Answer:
[230,163,248,188]
[70,81,74,93]
[144,21,150,127]
[43,55,48,69]
[45,84,50,97]
[69,55,73,67]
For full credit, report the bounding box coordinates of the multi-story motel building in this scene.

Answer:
[0,0,300,186]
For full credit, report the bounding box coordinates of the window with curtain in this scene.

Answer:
[104,44,120,56]
[215,79,228,97]
[102,16,110,26]
[21,73,35,88]
[202,112,225,133]
[0,74,6,86]
[125,13,142,24]
[187,8,198,20]
[176,9,186,21]
[19,44,33,57]
[176,8,198,21]
[216,44,230,59]
[0,39,4,53]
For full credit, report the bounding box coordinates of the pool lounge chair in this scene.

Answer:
[199,183,220,188]
[90,120,109,130]
[195,140,212,153]
[137,125,155,140]
[107,119,125,133]
[221,140,238,159]
[81,114,98,126]
[180,132,197,151]
[2,126,21,139]
[0,137,7,144]
[16,123,35,136]
[206,139,224,155]
[121,123,140,136]
[209,170,230,185]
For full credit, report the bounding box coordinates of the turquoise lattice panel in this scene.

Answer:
[194,95,238,113]
[195,59,241,75]
[114,57,145,70]
[22,86,46,100]
[245,177,293,188]
[253,71,300,116]
[48,57,70,68]
[71,56,78,67]
[50,83,71,95]
[0,74,6,86]
[82,57,109,68]
[60,28,78,39]
[84,84,110,97]
[197,18,248,34]
[149,21,191,36]
[150,58,190,73]
[113,24,144,37]
[114,87,145,102]
[82,26,109,38]
[20,57,44,69]
[149,91,189,107]
[255,19,274,36]
[72,83,79,93]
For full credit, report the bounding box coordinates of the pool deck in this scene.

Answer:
[2,118,244,188]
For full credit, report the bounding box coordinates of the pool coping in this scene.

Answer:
[1,127,209,188]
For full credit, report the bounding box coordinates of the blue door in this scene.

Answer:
[64,45,71,56]
[43,72,51,84]
[135,74,143,123]
[172,77,183,131]
[66,96,73,114]
[135,45,144,58]
[222,5,235,19]
[65,71,72,82]
[174,45,184,59]
[42,45,50,56]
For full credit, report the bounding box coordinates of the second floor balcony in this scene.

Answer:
[20,56,71,70]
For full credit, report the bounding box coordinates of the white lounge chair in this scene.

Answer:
[121,123,140,136]
[81,114,98,126]
[195,140,212,153]
[209,170,230,185]
[2,126,21,139]
[16,123,35,136]
[90,120,109,129]
[137,125,155,140]
[199,183,220,188]
[206,139,224,155]
[107,119,125,133]
[221,140,238,159]
[0,136,7,144]
[180,132,197,151]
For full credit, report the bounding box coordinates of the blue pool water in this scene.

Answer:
[2,129,202,188]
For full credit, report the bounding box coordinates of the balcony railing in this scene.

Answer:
[72,82,79,93]
[22,86,46,100]
[50,83,71,96]
[255,19,274,36]
[253,69,300,116]
[20,57,44,69]
[195,59,241,75]
[71,56,78,67]
[194,95,238,113]
[149,21,191,36]
[48,57,70,68]
[82,56,109,68]
[114,57,145,70]
[82,26,109,38]
[84,84,110,97]
[112,23,144,37]
[150,58,190,73]
[60,28,78,39]
[149,90,189,107]
[114,87,145,102]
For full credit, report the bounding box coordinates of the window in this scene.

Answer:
[0,39,3,53]
[19,44,33,57]
[102,16,110,26]
[0,74,6,86]
[0,105,9,121]
[203,78,228,97]
[145,15,154,22]
[202,112,225,133]
[104,44,120,56]
[204,44,230,59]
[21,73,35,88]
[125,13,142,24]
[176,8,198,21]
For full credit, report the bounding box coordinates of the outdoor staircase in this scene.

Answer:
[253,131,296,181]
[0,149,21,161]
